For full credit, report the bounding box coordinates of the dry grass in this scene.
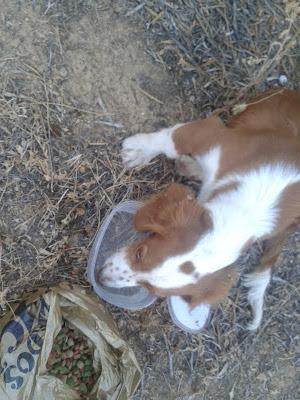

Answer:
[129,0,300,110]
[0,57,175,312]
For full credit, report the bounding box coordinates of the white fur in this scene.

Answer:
[122,125,182,168]
[100,248,137,287]
[243,269,271,330]
[101,162,300,290]
[195,146,221,201]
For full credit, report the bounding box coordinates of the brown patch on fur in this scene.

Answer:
[228,89,300,138]
[128,183,212,272]
[139,264,238,308]
[179,261,195,274]
[173,115,226,156]
[173,90,300,182]
[257,219,300,273]
[219,90,300,178]
[251,182,300,273]
[274,182,300,234]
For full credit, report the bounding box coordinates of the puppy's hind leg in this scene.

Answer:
[243,268,271,331]
[243,224,298,330]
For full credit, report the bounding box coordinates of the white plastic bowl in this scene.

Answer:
[87,200,157,310]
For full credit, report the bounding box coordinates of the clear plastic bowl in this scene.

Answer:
[87,200,157,310]
[167,297,210,334]
[87,200,209,332]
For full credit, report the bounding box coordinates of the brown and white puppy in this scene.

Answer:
[100,89,300,330]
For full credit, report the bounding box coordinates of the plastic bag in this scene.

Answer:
[0,285,141,400]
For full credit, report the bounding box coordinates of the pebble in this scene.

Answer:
[279,74,288,85]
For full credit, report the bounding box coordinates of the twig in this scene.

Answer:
[163,333,174,379]
[136,86,164,105]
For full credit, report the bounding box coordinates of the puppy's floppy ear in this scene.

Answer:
[134,183,195,235]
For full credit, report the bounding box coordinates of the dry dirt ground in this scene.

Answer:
[0,1,299,399]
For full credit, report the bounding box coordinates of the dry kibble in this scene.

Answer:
[77,360,84,369]
[66,349,73,358]
[47,319,99,398]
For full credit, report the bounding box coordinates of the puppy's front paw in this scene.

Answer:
[175,155,202,178]
[122,134,156,169]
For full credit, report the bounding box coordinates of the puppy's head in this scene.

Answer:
[99,184,217,298]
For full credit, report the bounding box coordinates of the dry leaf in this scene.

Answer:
[232,103,247,115]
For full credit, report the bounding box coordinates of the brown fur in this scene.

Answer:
[173,115,226,155]
[133,89,300,309]
[179,261,195,274]
[173,89,300,275]
[257,220,300,273]
[274,182,300,234]
[128,183,212,272]
[227,89,300,137]
[174,90,300,180]
[139,264,237,308]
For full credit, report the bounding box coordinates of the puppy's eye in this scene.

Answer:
[135,244,147,263]
[136,247,143,262]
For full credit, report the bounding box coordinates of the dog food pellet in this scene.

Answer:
[46,319,100,399]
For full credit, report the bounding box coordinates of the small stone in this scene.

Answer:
[279,74,288,84]
[77,360,84,369]
[59,67,68,78]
